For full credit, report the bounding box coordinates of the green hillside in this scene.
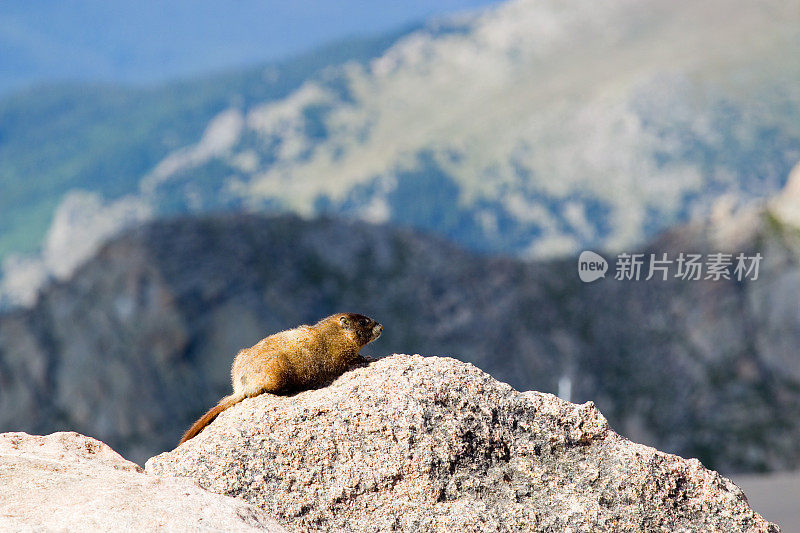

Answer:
[0,29,412,261]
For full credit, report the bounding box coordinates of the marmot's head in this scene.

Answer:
[335,313,382,346]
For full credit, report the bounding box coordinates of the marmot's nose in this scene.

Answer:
[372,324,383,338]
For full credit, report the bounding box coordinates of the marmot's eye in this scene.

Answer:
[359,318,368,327]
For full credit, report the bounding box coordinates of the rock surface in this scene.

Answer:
[0,431,286,532]
[146,354,776,532]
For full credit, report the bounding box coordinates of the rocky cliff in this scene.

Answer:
[146,354,777,532]
[1,191,799,472]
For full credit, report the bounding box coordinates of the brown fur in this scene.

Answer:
[178,313,382,445]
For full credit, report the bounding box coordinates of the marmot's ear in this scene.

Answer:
[339,315,349,327]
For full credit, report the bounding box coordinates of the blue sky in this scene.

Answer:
[0,0,500,93]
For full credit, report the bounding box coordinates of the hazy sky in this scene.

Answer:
[0,0,501,93]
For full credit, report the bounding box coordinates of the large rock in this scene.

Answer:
[0,431,286,532]
[146,355,776,532]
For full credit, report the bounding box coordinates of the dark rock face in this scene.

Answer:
[146,355,777,532]
[571,205,800,473]
[0,210,799,472]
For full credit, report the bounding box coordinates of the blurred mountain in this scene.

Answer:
[2,0,799,307]
[0,28,411,283]
[575,169,800,473]
[1,169,799,471]
[126,0,800,259]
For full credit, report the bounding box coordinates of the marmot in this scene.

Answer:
[178,313,382,445]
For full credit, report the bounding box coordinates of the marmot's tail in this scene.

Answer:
[178,393,244,445]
